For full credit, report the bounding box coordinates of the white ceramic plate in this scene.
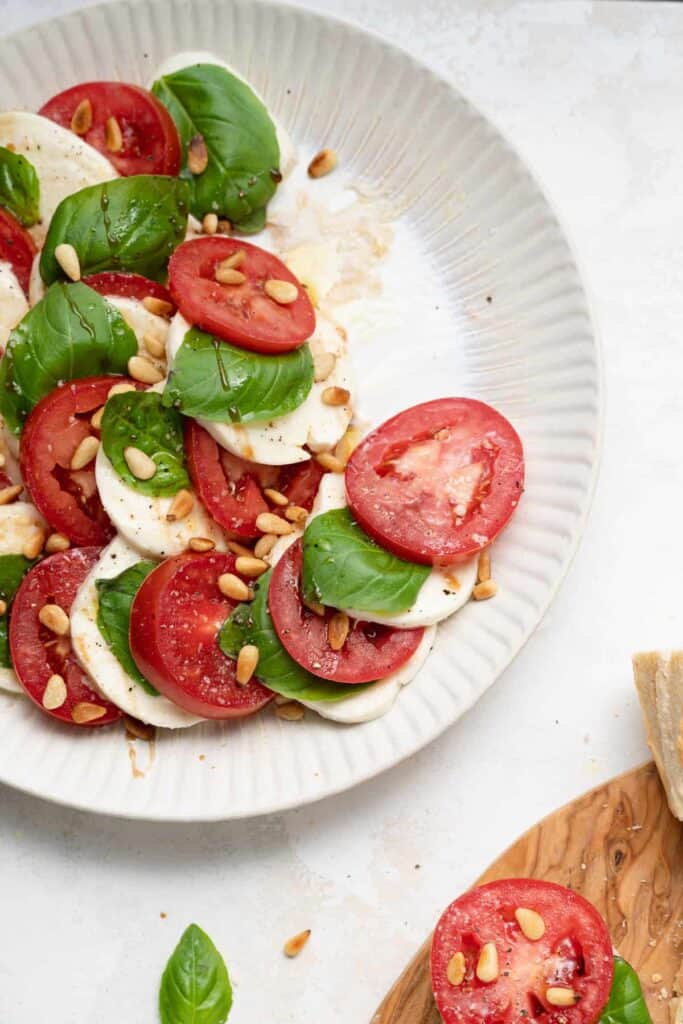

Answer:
[0,0,600,820]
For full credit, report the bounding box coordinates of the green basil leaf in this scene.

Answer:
[40,175,190,285]
[0,555,36,668]
[163,326,313,424]
[96,562,157,696]
[232,207,267,236]
[159,923,233,1024]
[302,508,430,614]
[101,390,190,497]
[0,146,39,226]
[219,569,368,702]
[600,957,652,1024]
[0,281,137,435]
[152,63,280,223]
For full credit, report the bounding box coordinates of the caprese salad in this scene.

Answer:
[431,879,652,1024]
[0,52,524,733]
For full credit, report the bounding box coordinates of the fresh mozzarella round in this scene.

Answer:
[0,263,28,345]
[0,667,23,696]
[0,112,117,245]
[300,625,436,724]
[0,501,46,555]
[70,536,202,727]
[28,253,45,306]
[95,447,227,559]
[104,296,169,356]
[166,312,353,466]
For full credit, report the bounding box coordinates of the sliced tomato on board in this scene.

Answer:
[129,551,273,719]
[82,272,174,308]
[0,207,36,294]
[10,547,121,727]
[20,376,141,546]
[431,879,614,1024]
[39,82,181,177]
[268,540,423,683]
[168,237,316,354]
[345,398,524,566]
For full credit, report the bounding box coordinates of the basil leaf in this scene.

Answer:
[0,146,39,226]
[40,175,190,285]
[219,568,368,702]
[0,281,137,435]
[96,562,157,696]
[600,957,652,1024]
[232,207,266,236]
[302,508,430,614]
[163,326,313,424]
[0,555,36,668]
[101,390,190,497]
[152,63,280,224]
[159,923,232,1024]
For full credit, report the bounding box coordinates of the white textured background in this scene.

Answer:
[0,1,676,1021]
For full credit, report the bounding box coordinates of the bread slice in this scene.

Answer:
[633,650,683,820]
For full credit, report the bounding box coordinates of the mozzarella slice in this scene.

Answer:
[166,312,352,466]
[70,536,202,727]
[28,253,45,307]
[0,263,28,345]
[0,112,117,245]
[0,667,22,696]
[104,296,169,357]
[0,501,46,555]
[95,447,227,559]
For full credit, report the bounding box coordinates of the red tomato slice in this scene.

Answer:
[431,879,614,1024]
[277,460,326,512]
[20,376,141,546]
[39,82,181,176]
[0,207,36,294]
[168,237,316,353]
[82,272,174,307]
[345,398,524,565]
[10,548,121,727]
[129,551,273,719]
[268,540,424,683]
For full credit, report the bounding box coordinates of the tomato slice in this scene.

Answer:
[10,547,121,727]
[277,460,326,512]
[0,207,36,294]
[20,376,141,546]
[39,82,181,176]
[268,540,424,683]
[82,272,174,307]
[431,879,614,1024]
[345,398,524,565]
[168,237,316,353]
[129,551,273,719]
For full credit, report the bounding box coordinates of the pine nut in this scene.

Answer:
[142,296,174,318]
[285,505,308,525]
[335,427,362,466]
[45,533,70,554]
[166,489,193,522]
[0,600,7,616]
[304,596,325,616]
[546,988,578,1008]
[308,148,338,178]
[255,512,293,536]
[275,702,305,721]
[235,555,269,578]
[221,249,246,270]
[42,673,67,710]
[322,386,350,407]
[0,484,22,505]
[218,573,252,602]
[105,115,123,152]
[473,580,498,601]
[70,435,99,470]
[217,219,232,235]
[143,332,167,359]
[236,644,259,685]
[128,355,164,384]
[55,243,81,281]
[124,446,157,481]
[315,452,345,474]
[90,406,105,430]
[39,604,70,636]
[264,488,288,507]
[72,702,107,724]
[478,551,491,583]
[215,266,246,285]
[0,453,6,468]
[228,541,254,558]
[254,534,277,559]
[515,907,545,941]
[264,279,298,305]
[447,952,466,986]
[203,213,218,235]
[189,537,215,552]
[108,381,137,398]
[70,98,92,135]
[188,133,209,174]
[313,351,336,382]
[22,529,45,560]
[283,930,311,958]
[328,611,350,651]
[476,942,499,983]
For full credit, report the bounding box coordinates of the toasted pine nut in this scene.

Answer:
[327,611,349,651]
[142,296,174,318]
[124,715,156,742]
[228,540,254,558]
[0,453,6,468]
[313,351,336,382]
[70,98,92,135]
[105,115,123,152]
[0,484,22,505]
[72,702,107,724]
[70,435,99,471]
[264,279,298,305]
[0,600,7,616]
[189,537,215,552]
[23,529,45,560]
[315,452,345,474]
[217,219,232,234]
[215,266,246,285]
[221,249,246,270]
[218,573,252,602]
[304,596,325,616]
[264,487,289,507]
[335,427,362,466]
[254,534,277,559]
[447,952,466,986]
[473,580,498,601]
[235,555,269,578]
[166,489,193,522]
[255,512,293,536]
[90,405,105,430]
[476,942,499,983]
[546,988,579,1008]
[284,930,311,958]
[55,243,81,281]
[236,644,259,685]
[478,551,491,583]
[45,532,70,554]
[285,505,308,525]
[124,446,157,481]
[276,702,305,721]
[322,386,350,407]
[308,148,338,178]
[143,332,167,359]
[515,907,545,941]
[128,355,164,385]
[108,381,137,398]
[203,213,218,235]
[42,673,67,710]
[39,603,70,636]
[188,133,209,174]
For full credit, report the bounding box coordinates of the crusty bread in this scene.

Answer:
[633,650,683,820]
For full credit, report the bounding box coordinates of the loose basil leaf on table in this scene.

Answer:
[0,146,39,226]
[220,568,369,702]
[0,281,137,435]
[152,63,280,224]
[40,175,190,284]
[163,326,313,424]
[302,508,430,614]
[0,555,37,668]
[599,957,652,1024]
[159,923,233,1024]
[96,562,157,696]
[101,390,190,497]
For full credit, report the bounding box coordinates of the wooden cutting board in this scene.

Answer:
[372,763,683,1024]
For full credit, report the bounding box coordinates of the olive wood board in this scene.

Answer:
[372,762,683,1024]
